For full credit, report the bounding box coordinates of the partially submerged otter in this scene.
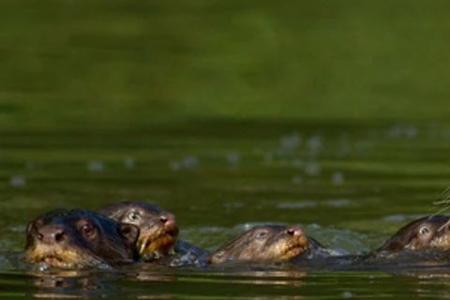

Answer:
[376,215,450,253]
[25,209,139,269]
[99,202,206,264]
[99,202,178,260]
[208,225,310,264]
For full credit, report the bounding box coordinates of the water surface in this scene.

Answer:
[1,122,450,298]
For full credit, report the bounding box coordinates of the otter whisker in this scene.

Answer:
[437,219,450,233]
[139,237,149,255]
[432,187,450,216]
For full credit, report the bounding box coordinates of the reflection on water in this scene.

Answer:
[20,264,450,299]
[25,265,309,298]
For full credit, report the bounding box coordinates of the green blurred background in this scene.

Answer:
[1,0,450,130]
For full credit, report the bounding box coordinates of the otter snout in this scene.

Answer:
[35,224,67,245]
[160,213,175,226]
[286,226,304,237]
[160,213,178,236]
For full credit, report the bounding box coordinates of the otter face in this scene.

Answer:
[99,202,179,259]
[208,225,309,264]
[25,209,139,269]
[378,215,450,252]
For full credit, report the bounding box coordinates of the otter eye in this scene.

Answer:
[128,211,140,222]
[80,224,96,239]
[419,226,431,236]
[256,230,268,240]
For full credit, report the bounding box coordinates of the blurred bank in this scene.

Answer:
[0,1,449,130]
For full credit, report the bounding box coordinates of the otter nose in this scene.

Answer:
[286,226,304,237]
[37,225,66,244]
[160,213,176,226]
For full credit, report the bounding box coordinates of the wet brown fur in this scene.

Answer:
[25,209,139,269]
[377,215,450,252]
[99,202,178,258]
[208,225,309,264]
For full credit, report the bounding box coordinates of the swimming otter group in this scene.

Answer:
[24,201,450,270]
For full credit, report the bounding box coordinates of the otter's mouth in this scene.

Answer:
[430,234,450,250]
[279,237,309,260]
[42,255,63,265]
[26,251,79,269]
[25,245,102,269]
[137,228,178,258]
[40,255,76,269]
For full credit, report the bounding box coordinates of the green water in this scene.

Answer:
[1,123,450,298]
[1,0,450,298]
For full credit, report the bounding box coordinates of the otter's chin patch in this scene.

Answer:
[270,236,309,261]
[25,245,100,269]
[40,256,76,269]
[430,234,450,250]
[137,231,177,257]
[280,243,308,260]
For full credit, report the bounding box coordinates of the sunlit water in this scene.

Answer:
[0,122,450,298]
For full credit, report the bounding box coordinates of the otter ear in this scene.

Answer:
[118,223,140,245]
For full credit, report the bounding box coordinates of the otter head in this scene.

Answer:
[25,209,139,269]
[378,215,450,252]
[208,225,309,264]
[99,202,179,260]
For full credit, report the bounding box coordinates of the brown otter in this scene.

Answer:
[376,215,450,252]
[208,225,309,264]
[99,202,179,260]
[25,209,140,269]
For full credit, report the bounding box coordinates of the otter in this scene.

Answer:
[376,215,450,253]
[25,209,140,269]
[99,201,207,265]
[99,202,178,260]
[208,225,310,264]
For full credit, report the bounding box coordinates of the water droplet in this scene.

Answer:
[388,124,418,139]
[307,135,322,154]
[223,202,243,209]
[342,291,353,298]
[308,223,321,230]
[170,156,199,171]
[382,214,425,223]
[227,152,240,166]
[331,172,345,185]
[405,126,417,139]
[305,162,321,176]
[182,156,199,169]
[291,176,303,185]
[88,160,104,172]
[38,262,49,272]
[9,175,26,188]
[170,161,181,171]
[124,157,135,169]
[324,199,351,207]
[280,133,301,152]
[278,201,317,209]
